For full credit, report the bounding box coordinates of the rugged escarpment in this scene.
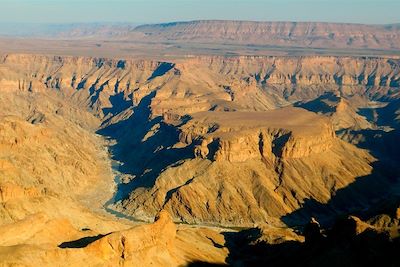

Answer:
[1,54,399,117]
[174,56,400,91]
[179,108,335,161]
[152,56,400,114]
[0,53,399,228]
[4,21,400,56]
[133,20,400,50]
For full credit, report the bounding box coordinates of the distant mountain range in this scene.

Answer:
[0,22,138,38]
[2,20,400,50]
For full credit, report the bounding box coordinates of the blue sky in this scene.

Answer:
[0,0,399,24]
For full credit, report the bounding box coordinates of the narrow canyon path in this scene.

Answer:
[103,160,146,222]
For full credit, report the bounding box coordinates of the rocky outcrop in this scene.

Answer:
[0,211,228,267]
[180,108,335,162]
[86,210,177,265]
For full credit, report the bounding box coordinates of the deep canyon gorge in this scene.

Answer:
[0,20,400,266]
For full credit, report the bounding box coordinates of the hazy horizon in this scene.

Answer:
[0,0,399,25]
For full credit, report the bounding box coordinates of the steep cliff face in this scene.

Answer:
[156,56,400,115]
[180,108,335,162]
[1,54,399,118]
[175,56,400,93]
[0,54,166,115]
[133,20,400,50]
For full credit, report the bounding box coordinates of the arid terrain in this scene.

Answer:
[2,21,400,58]
[0,20,399,266]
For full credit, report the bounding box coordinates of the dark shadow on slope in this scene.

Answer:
[294,92,340,114]
[228,225,398,266]
[207,236,225,249]
[97,91,195,202]
[88,79,108,110]
[58,234,107,248]
[186,262,227,267]
[339,128,400,162]
[283,91,400,227]
[102,91,133,117]
[282,162,398,227]
[375,98,400,128]
[358,99,400,128]
[187,218,400,267]
[147,62,175,81]
[117,60,126,69]
[282,127,400,228]
[162,178,194,207]
[272,133,291,158]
